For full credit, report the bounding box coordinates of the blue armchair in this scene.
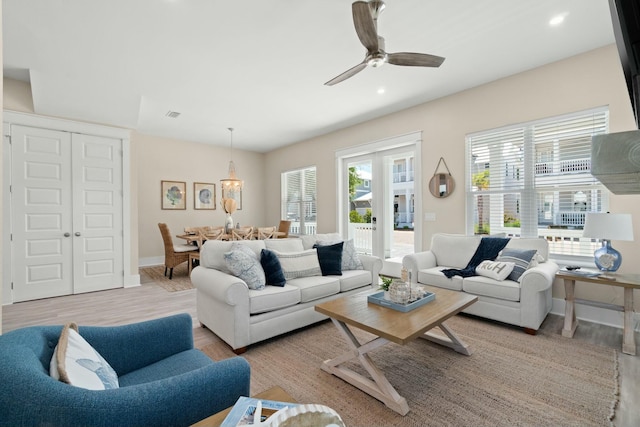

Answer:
[0,313,251,427]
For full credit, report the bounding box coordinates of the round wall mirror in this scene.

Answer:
[429,173,455,198]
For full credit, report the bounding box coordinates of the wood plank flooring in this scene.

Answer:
[2,277,638,426]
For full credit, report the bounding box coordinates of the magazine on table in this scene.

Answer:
[221,396,297,427]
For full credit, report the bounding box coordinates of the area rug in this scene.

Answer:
[202,315,619,427]
[139,264,194,292]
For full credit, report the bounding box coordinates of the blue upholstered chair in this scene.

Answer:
[0,313,251,427]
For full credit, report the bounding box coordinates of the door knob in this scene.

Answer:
[64,232,71,237]
[75,232,81,237]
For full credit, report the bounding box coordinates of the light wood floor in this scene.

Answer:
[2,278,638,427]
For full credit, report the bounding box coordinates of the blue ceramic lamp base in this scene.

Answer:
[593,240,622,272]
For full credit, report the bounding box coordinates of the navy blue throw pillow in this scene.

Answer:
[313,242,343,276]
[260,249,286,287]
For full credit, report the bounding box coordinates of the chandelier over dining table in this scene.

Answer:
[220,127,243,193]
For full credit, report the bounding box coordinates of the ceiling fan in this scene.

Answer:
[325,0,445,86]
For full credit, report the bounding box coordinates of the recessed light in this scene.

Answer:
[377,87,385,94]
[549,13,567,26]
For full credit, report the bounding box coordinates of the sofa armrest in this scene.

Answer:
[519,260,559,293]
[358,254,383,285]
[191,266,250,305]
[402,251,437,283]
[80,313,195,376]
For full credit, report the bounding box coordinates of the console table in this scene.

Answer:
[557,270,640,355]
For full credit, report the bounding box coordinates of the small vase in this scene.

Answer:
[224,214,234,234]
[383,291,391,300]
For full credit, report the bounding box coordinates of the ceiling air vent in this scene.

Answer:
[165,111,181,118]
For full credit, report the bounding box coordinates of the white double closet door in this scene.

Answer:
[9,124,123,302]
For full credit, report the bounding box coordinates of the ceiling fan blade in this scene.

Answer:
[352,1,379,52]
[387,52,445,67]
[324,61,368,86]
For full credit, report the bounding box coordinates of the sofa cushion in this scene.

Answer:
[338,269,371,292]
[496,248,537,282]
[264,238,304,253]
[249,285,301,314]
[260,249,286,287]
[475,260,515,281]
[315,238,364,271]
[286,276,341,303]
[275,249,321,279]
[314,242,343,276]
[418,267,464,291]
[224,249,266,290]
[431,234,481,269]
[50,323,119,390]
[118,349,213,387]
[463,276,521,302]
[200,240,266,273]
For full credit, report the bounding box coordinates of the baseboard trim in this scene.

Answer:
[139,257,164,267]
[551,297,640,332]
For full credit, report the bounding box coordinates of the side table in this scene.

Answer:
[191,386,295,427]
[557,270,640,355]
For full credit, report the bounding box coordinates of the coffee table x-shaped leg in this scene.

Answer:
[321,317,472,416]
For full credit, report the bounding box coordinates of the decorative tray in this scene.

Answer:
[367,291,435,312]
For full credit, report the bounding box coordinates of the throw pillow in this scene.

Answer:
[230,242,258,259]
[496,248,537,282]
[313,241,344,276]
[315,239,364,271]
[50,323,119,390]
[261,249,287,287]
[224,249,266,290]
[274,249,322,280]
[475,260,516,281]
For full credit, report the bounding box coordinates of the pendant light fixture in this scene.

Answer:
[220,127,243,192]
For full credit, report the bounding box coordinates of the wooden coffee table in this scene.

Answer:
[315,287,477,415]
[191,386,295,427]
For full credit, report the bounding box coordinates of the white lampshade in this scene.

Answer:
[582,213,634,241]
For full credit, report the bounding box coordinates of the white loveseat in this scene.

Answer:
[191,234,383,353]
[402,233,559,333]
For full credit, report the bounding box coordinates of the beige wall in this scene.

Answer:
[134,132,265,263]
[264,44,640,307]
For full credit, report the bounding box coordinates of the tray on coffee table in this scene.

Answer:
[367,291,435,312]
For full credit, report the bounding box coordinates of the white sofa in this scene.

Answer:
[402,233,559,333]
[191,234,383,353]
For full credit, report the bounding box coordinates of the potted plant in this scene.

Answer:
[379,275,394,300]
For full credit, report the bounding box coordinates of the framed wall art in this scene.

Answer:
[221,188,242,210]
[161,180,186,210]
[194,182,216,210]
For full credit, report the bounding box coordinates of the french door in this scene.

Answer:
[340,137,420,262]
[8,124,124,301]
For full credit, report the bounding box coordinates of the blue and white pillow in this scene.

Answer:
[50,323,119,390]
[225,249,266,290]
[496,249,537,282]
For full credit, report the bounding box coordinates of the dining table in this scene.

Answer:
[176,227,286,248]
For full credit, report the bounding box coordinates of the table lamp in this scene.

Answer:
[582,213,634,272]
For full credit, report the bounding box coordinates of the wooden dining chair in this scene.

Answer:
[277,220,291,238]
[205,228,225,241]
[231,226,254,241]
[257,226,276,240]
[158,223,198,279]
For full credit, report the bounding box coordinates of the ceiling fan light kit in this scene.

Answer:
[325,0,445,86]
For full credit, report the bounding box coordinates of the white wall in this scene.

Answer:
[263,44,640,309]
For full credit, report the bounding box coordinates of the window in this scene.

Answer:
[466,108,609,258]
[282,166,317,235]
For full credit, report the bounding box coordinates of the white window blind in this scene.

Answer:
[282,166,317,235]
[466,108,609,257]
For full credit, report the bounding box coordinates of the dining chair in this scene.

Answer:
[158,223,198,279]
[277,220,292,238]
[205,228,226,240]
[231,226,254,241]
[257,226,276,239]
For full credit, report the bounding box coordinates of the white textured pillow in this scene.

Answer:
[275,249,322,279]
[475,260,515,281]
[224,249,266,290]
[50,323,119,390]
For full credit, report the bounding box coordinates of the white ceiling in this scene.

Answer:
[3,0,616,152]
